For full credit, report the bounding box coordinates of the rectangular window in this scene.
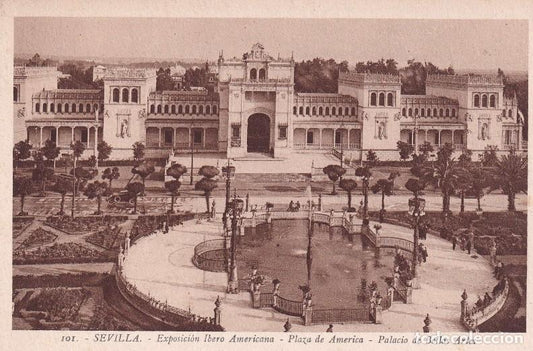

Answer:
[232,125,240,138]
[164,130,173,144]
[307,131,314,144]
[279,126,287,139]
[193,130,202,144]
[335,131,342,144]
[81,129,88,143]
[50,129,57,142]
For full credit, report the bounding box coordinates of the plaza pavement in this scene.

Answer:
[122,216,498,332]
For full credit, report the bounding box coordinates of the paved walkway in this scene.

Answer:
[13,262,114,276]
[122,217,498,332]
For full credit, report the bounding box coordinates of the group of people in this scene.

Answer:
[451,227,476,254]
[417,243,429,264]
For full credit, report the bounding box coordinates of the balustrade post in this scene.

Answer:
[460,289,468,320]
[252,290,261,308]
[302,305,313,326]
[406,286,413,304]
[373,305,383,324]
[251,212,256,228]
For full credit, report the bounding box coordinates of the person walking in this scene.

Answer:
[466,240,472,255]
[421,244,428,263]
[326,324,333,332]
[452,236,457,250]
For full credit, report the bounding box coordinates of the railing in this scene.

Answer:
[259,292,274,308]
[361,225,376,246]
[192,239,227,272]
[273,295,303,317]
[238,279,251,292]
[312,212,330,224]
[463,279,509,331]
[311,307,370,324]
[378,236,414,253]
[394,278,409,303]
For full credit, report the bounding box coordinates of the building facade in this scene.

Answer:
[14,43,525,161]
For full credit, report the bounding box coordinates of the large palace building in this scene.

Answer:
[14,43,525,161]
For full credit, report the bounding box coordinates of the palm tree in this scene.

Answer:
[419,143,467,214]
[490,152,527,211]
[339,178,357,210]
[468,165,490,211]
[195,178,218,213]
[83,181,109,215]
[371,179,393,221]
[166,163,187,213]
[323,164,346,195]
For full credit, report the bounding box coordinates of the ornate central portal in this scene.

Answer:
[247,113,270,153]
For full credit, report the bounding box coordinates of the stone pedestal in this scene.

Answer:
[406,286,413,304]
[303,306,313,326]
[373,306,383,324]
[252,290,261,308]
[213,296,221,325]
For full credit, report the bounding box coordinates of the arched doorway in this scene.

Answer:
[247,113,270,153]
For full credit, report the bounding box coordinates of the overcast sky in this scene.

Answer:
[15,18,528,71]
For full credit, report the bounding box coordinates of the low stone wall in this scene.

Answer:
[461,279,509,331]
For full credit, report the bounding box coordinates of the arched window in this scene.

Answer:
[408,108,412,117]
[402,108,406,116]
[212,105,217,114]
[319,107,323,115]
[427,108,431,116]
[421,108,425,117]
[258,68,266,80]
[178,105,183,114]
[94,104,98,113]
[205,105,210,114]
[451,109,456,117]
[199,105,204,114]
[79,104,83,113]
[157,105,162,114]
[71,103,76,113]
[508,109,513,118]
[299,106,303,115]
[481,94,488,107]
[325,107,330,115]
[13,86,18,102]
[293,106,297,115]
[332,107,336,115]
[112,88,120,102]
[489,95,496,108]
[86,104,91,113]
[305,107,310,115]
[473,94,480,107]
[502,109,506,117]
[387,93,394,106]
[43,103,47,113]
[439,108,444,117]
[131,88,138,103]
[370,93,377,106]
[50,103,55,113]
[192,105,197,114]
[433,108,437,116]
[250,68,257,80]
[65,104,70,113]
[185,105,190,114]
[351,107,356,115]
[414,108,419,116]
[164,105,169,114]
[338,107,343,116]
[35,103,40,113]
[150,104,155,113]
[171,105,176,114]
[378,93,385,106]
[445,108,449,117]
[57,103,62,113]
[122,88,129,103]
[345,107,349,115]
[312,106,316,115]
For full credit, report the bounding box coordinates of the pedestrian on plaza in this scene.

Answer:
[288,201,294,212]
[475,295,484,308]
[326,324,333,332]
[466,240,472,255]
[296,201,301,211]
[452,236,457,250]
[483,292,492,306]
[420,244,428,263]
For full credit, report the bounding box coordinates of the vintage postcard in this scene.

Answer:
[1,1,531,350]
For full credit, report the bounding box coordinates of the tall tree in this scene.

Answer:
[132,142,145,163]
[131,162,155,195]
[490,152,527,211]
[468,165,490,212]
[70,167,97,195]
[126,182,144,214]
[371,179,394,217]
[397,141,414,162]
[322,164,346,195]
[13,177,33,216]
[165,163,187,213]
[70,140,86,170]
[97,141,112,161]
[339,178,357,209]
[40,139,60,168]
[32,157,54,196]
[52,176,74,216]
[14,140,32,169]
[195,165,219,212]
[83,181,109,215]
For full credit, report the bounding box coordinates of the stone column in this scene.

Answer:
[158,128,162,147]
[319,129,322,148]
[71,127,74,144]
[460,290,468,320]
[451,129,455,147]
[202,128,206,149]
[213,296,221,325]
[39,127,43,147]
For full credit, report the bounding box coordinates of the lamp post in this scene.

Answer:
[408,195,426,280]
[222,160,235,229]
[189,129,194,185]
[227,195,244,294]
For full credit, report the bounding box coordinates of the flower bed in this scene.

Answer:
[18,228,57,250]
[13,273,109,289]
[45,215,128,235]
[13,243,109,265]
[130,213,194,242]
[13,218,34,238]
[85,226,122,250]
[25,287,91,322]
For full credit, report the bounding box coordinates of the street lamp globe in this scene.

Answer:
[408,197,426,216]
[222,165,236,179]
